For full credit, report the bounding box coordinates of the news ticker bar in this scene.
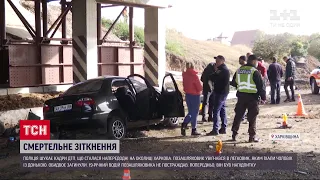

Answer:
[20,140,120,154]
[20,153,297,171]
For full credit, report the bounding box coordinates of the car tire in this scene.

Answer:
[311,78,319,94]
[163,117,180,127]
[107,116,127,140]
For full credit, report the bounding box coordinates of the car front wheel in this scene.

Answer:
[311,78,319,94]
[163,117,180,127]
[107,116,126,140]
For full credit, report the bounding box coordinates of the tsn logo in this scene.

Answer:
[20,120,51,140]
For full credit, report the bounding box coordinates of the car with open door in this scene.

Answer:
[43,73,184,140]
[116,74,185,127]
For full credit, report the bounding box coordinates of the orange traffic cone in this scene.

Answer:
[122,168,131,180]
[295,94,307,116]
[215,140,222,155]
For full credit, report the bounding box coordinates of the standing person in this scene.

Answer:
[206,55,230,135]
[231,55,248,123]
[231,55,266,142]
[267,57,283,104]
[200,62,215,122]
[257,57,267,95]
[239,55,247,66]
[181,62,202,136]
[257,57,267,79]
[283,56,296,102]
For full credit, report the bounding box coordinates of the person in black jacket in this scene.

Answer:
[200,62,215,122]
[206,55,230,136]
[268,57,283,104]
[231,55,266,142]
[283,56,296,102]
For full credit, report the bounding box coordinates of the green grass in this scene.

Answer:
[166,39,185,57]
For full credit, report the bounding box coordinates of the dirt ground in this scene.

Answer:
[0,89,320,179]
[0,92,62,112]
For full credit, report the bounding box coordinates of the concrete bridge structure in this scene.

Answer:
[0,0,169,90]
[71,0,168,86]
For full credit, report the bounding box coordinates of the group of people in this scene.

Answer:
[180,52,296,142]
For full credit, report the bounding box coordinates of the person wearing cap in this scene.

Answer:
[231,55,248,123]
[181,62,202,136]
[206,55,230,136]
[267,57,283,104]
[200,61,215,122]
[231,54,266,142]
[283,56,296,102]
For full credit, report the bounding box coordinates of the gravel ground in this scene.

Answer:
[0,89,320,179]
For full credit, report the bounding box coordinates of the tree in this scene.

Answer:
[308,33,320,43]
[307,33,320,60]
[101,18,145,46]
[134,27,144,46]
[253,34,292,61]
[252,32,301,61]
[290,40,308,57]
[113,20,129,41]
[101,18,112,28]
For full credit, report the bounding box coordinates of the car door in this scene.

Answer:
[126,74,155,120]
[159,73,185,118]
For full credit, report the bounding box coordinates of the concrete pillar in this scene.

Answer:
[144,7,166,87]
[72,0,98,83]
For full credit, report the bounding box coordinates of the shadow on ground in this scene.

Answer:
[0,134,319,180]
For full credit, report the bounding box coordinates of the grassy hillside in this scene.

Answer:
[166,29,252,73]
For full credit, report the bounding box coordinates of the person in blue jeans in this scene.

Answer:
[206,55,230,135]
[267,57,283,104]
[181,62,203,136]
